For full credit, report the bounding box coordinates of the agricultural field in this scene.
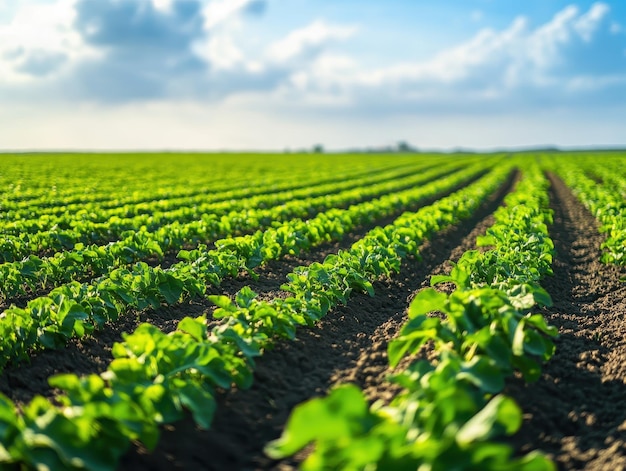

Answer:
[0,152,624,471]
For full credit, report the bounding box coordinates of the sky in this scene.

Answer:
[1,0,625,151]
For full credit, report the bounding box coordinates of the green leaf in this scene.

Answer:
[523,330,550,358]
[158,277,183,305]
[458,356,505,394]
[525,314,558,337]
[177,316,207,342]
[430,273,454,285]
[531,287,553,308]
[512,319,526,357]
[20,398,127,471]
[408,288,447,318]
[176,249,192,261]
[457,395,522,445]
[510,451,558,471]
[265,384,370,459]
[476,234,496,247]
[387,316,441,368]
[193,362,233,390]
[0,393,20,454]
[48,374,82,393]
[513,355,542,382]
[178,384,216,430]
[62,304,89,327]
[235,287,257,308]
[220,328,261,361]
[39,330,67,349]
[208,295,236,317]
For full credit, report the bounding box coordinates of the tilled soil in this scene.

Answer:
[1,172,624,471]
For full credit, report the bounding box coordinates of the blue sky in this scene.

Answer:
[1,0,625,151]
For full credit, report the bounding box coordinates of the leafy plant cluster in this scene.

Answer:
[0,162,484,373]
[266,164,558,470]
[549,157,625,265]
[0,164,512,470]
[0,160,441,264]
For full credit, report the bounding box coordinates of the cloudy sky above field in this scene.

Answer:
[1,0,626,151]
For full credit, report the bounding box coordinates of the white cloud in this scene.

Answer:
[0,3,18,21]
[194,0,266,73]
[524,8,576,71]
[268,3,624,112]
[0,0,92,83]
[191,17,359,99]
[574,2,610,41]
[203,0,264,30]
[525,2,610,74]
[270,16,529,107]
[202,34,245,69]
[266,20,357,63]
[0,0,624,114]
[151,0,174,12]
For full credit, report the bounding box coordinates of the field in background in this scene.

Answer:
[0,152,624,471]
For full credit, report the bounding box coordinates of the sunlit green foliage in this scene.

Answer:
[0,152,623,470]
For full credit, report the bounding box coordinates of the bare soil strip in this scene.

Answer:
[506,174,626,470]
[118,174,516,471]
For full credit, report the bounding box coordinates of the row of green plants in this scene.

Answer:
[0,160,446,264]
[0,159,434,261]
[0,162,487,371]
[0,158,423,233]
[1,168,244,214]
[583,157,626,195]
[549,157,626,265]
[0,154,404,210]
[267,164,558,470]
[0,164,512,470]
[0,161,464,299]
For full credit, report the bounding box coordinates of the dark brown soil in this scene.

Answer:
[506,174,626,471]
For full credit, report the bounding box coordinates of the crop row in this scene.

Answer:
[0,160,450,264]
[0,164,511,470]
[0,158,424,233]
[0,161,467,301]
[4,160,432,260]
[583,157,626,194]
[267,163,558,470]
[0,154,402,209]
[0,161,488,371]
[549,157,626,265]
